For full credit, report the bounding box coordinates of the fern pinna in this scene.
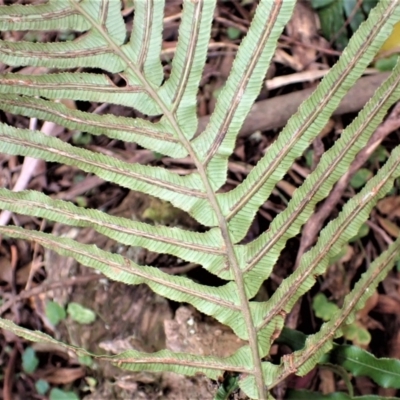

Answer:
[0,1,400,399]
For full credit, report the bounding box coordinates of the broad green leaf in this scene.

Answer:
[312,293,339,321]
[287,390,398,400]
[318,0,348,49]
[35,379,50,395]
[329,344,400,389]
[67,302,96,325]
[311,0,336,9]
[369,145,389,163]
[280,327,400,392]
[227,27,241,40]
[350,168,373,189]
[343,0,365,33]
[45,300,66,326]
[313,295,371,346]
[349,223,370,242]
[342,323,371,346]
[214,373,239,400]
[78,355,93,367]
[276,327,308,351]
[22,346,39,374]
[49,388,79,400]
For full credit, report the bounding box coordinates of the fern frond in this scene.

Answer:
[275,235,400,384]
[0,189,228,276]
[221,1,400,241]
[158,0,215,139]
[0,1,126,70]
[258,145,400,339]
[0,1,399,398]
[0,72,161,110]
[0,125,221,225]
[0,1,90,33]
[127,0,164,86]
[193,0,295,188]
[0,317,251,380]
[243,57,400,297]
[0,94,187,157]
[0,225,253,338]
